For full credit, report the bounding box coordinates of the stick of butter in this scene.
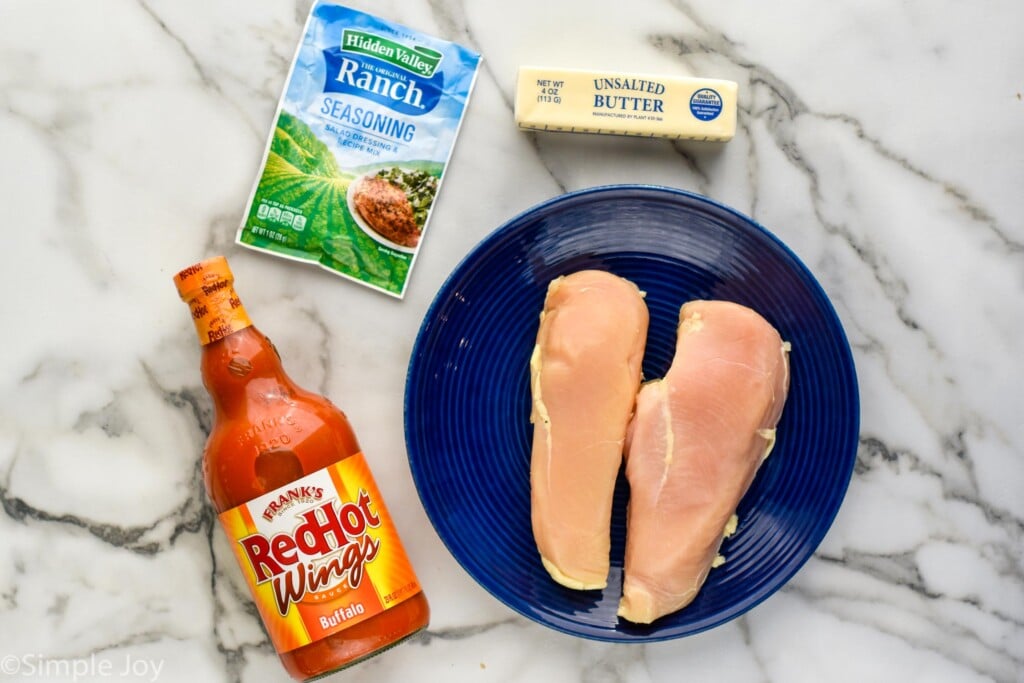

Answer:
[515,66,737,141]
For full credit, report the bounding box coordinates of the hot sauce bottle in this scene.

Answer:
[173,256,429,680]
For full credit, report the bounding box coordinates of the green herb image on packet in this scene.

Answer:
[237,2,482,297]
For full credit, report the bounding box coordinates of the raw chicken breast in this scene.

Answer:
[618,300,790,622]
[530,271,649,590]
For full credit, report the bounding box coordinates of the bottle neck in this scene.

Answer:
[186,280,253,347]
[200,325,296,416]
[186,283,293,415]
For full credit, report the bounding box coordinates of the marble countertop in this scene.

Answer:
[2,0,1022,681]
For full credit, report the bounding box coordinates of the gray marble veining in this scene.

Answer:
[1,0,1021,681]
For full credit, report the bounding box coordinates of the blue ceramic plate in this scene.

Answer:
[404,186,859,641]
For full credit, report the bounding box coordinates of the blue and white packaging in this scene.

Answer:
[238,2,482,297]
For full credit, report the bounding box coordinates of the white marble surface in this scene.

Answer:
[1,0,1022,681]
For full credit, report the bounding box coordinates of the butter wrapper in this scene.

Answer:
[515,66,736,141]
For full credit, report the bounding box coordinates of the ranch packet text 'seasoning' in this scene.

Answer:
[237,2,481,297]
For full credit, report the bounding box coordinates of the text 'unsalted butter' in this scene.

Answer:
[514,66,737,141]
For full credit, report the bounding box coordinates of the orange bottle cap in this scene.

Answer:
[174,256,252,345]
[174,256,234,301]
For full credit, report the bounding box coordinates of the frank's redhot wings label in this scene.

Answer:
[219,454,422,653]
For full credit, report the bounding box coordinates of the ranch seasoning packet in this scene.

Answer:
[237,2,481,298]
